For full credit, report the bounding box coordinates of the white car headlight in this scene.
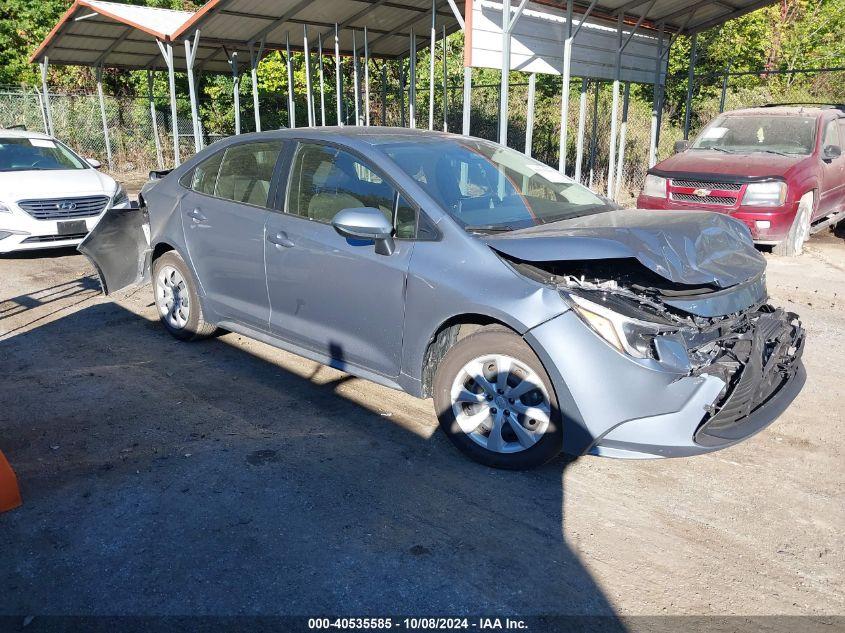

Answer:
[0,202,11,214]
[112,185,129,207]
[642,174,667,198]
[567,293,677,359]
[741,181,786,207]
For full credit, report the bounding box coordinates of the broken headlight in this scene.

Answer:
[566,293,679,359]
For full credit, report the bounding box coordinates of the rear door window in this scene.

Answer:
[213,141,282,207]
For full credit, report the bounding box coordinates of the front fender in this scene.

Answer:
[78,203,151,295]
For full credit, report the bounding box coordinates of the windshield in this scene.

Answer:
[0,137,88,172]
[691,114,816,155]
[379,137,613,232]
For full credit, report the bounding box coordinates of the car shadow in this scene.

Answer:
[0,297,623,624]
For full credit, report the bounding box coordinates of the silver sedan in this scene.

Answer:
[81,128,805,469]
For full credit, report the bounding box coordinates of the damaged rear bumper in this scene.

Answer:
[525,307,805,459]
[77,203,151,295]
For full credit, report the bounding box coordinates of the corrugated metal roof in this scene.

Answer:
[30,0,780,74]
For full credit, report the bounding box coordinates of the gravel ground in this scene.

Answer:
[0,224,843,623]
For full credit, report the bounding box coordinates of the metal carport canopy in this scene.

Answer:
[555,0,779,34]
[30,0,194,72]
[30,0,466,74]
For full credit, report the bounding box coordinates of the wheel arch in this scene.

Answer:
[419,313,524,399]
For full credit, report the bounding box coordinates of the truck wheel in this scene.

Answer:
[433,328,563,470]
[773,191,814,257]
[152,251,216,341]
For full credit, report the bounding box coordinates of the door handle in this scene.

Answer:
[267,231,295,248]
[187,208,207,223]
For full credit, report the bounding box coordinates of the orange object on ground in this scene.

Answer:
[0,450,22,512]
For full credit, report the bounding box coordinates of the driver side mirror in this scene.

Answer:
[822,144,842,162]
[331,207,395,256]
[86,158,102,169]
[674,140,691,153]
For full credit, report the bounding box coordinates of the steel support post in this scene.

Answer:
[364,27,371,126]
[95,66,113,169]
[683,33,697,139]
[335,24,343,125]
[40,58,54,136]
[304,26,314,127]
[185,31,202,151]
[558,0,573,172]
[353,30,361,125]
[574,78,587,182]
[606,14,623,198]
[648,23,664,168]
[286,33,296,128]
[147,71,164,168]
[409,30,417,129]
[614,81,630,199]
[524,72,536,156]
[498,0,512,146]
[230,52,241,135]
[156,40,180,166]
[318,34,326,125]
[588,80,599,189]
[462,67,471,135]
[429,0,437,130]
[250,38,265,132]
[719,60,731,113]
[442,25,448,132]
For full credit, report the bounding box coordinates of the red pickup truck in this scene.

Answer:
[637,105,845,256]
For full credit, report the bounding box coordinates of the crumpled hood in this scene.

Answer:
[484,209,766,289]
[0,168,116,202]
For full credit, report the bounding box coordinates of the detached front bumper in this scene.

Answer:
[525,307,805,459]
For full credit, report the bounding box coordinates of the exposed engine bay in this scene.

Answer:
[504,254,806,445]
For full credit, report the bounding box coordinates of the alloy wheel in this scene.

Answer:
[449,353,551,454]
[155,265,190,330]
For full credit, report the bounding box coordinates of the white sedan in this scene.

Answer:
[0,129,130,253]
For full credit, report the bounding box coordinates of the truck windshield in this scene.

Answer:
[379,137,614,232]
[0,137,88,172]
[691,114,816,155]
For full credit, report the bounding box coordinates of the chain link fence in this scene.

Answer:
[2,66,842,202]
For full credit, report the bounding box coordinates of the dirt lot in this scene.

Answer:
[1,226,843,623]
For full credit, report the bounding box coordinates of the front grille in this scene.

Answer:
[22,232,88,243]
[18,196,109,220]
[671,179,743,191]
[672,193,736,206]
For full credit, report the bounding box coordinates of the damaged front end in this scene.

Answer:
[507,254,805,453]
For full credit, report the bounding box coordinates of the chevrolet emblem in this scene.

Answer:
[693,188,712,197]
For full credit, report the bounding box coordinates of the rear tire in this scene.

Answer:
[773,191,814,257]
[152,251,216,341]
[433,328,563,470]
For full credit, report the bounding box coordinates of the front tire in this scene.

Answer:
[773,190,814,257]
[433,328,563,470]
[152,251,216,341]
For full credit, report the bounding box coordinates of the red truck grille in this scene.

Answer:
[668,179,744,208]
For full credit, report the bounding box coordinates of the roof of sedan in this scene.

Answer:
[233,126,463,146]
